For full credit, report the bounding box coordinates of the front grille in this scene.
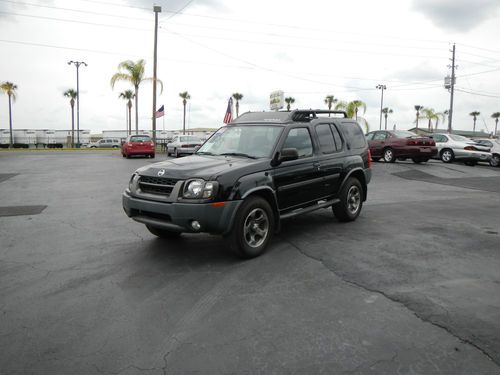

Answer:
[138,176,179,196]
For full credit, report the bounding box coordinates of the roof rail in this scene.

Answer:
[290,110,348,122]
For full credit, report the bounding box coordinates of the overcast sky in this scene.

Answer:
[1,0,500,134]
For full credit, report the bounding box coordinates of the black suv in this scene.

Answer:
[123,110,371,258]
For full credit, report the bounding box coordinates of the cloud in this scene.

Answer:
[413,0,500,32]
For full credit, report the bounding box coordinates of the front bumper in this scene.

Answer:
[123,190,242,234]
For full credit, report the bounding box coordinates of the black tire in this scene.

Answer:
[333,177,363,222]
[225,196,274,258]
[490,155,500,167]
[150,154,155,159]
[122,153,126,158]
[440,149,454,163]
[112,145,119,149]
[126,154,130,159]
[383,148,396,163]
[146,225,181,238]
[167,149,171,156]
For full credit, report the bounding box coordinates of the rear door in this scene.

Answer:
[369,131,387,157]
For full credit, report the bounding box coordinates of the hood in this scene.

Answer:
[136,154,266,180]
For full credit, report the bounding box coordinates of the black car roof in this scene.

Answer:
[231,109,348,125]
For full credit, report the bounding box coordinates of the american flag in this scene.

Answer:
[155,105,164,118]
[223,97,233,124]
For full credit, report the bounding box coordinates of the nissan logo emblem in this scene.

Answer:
[157,169,165,177]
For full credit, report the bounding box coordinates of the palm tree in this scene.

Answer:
[284,97,295,112]
[469,111,480,135]
[232,93,243,118]
[414,105,424,129]
[324,95,337,116]
[421,108,440,131]
[179,91,191,135]
[492,112,500,136]
[63,89,78,147]
[382,107,393,130]
[119,90,135,135]
[335,100,369,132]
[110,59,162,134]
[1,81,18,148]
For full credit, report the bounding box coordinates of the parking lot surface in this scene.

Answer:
[1,151,499,374]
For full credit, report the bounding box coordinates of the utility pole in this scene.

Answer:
[376,84,386,130]
[68,60,87,147]
[152,5,161,145]
[447,43,456,134]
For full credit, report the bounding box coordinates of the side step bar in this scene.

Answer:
[280,198,340,220]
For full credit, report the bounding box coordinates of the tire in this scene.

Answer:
[126,154,130,159]
[333,177,363,222]
[174,148,179,158]
[440,149,454,163]
[490,155,500,167]
[146,225,181,238]
[167,149,171,156]
[122,153,126,158]
[412,158,423,164]
[225,196,274,258]
[383,148,396,163]
[150,154,155,159]
[112,145,119,149]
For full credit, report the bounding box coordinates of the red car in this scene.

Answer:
[366,130,437,163]
[122,135,155,158]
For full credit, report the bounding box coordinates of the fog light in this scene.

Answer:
[191,220,201,231]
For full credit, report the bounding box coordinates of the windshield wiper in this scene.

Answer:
[196,151,215,156]
[219,152,258,159]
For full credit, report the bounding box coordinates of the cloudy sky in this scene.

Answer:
[1,0,500,134]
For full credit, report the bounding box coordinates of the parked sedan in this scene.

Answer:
[366,130,437,163]
[122,135,155,158]
[431,133,491,165]
[166,135,203,157]
[474,138,500,167]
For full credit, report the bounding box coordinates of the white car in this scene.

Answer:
[89,138,122,149]
[431,133,491,166]
[474,138,500,167]
[166,135,203,157]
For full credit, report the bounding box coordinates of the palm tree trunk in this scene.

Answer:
[183,102,186,135]
[384,114,388,130]
[416,113,419,129]
[128,102,132,135]
[8,94,13,148]
[134,85,139,135]
[473,119,476,135]
[71,103,75,148]
[496,119,498,136]
[236,101,239,117]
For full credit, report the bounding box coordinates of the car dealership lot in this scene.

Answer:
[1,151,499,374]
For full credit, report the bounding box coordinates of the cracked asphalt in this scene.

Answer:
[0,151,499,375]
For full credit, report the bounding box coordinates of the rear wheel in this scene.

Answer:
[490,154,500,167]
[440,149,454,163]
[333,177,363,222]
[225,196,274,258]
[150,154,155,158]
[383,148,396,163]
[146,225,181,238]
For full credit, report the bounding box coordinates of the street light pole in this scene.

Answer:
[376,84,386,130]
[152,5,161,145]
[68,60,87,147]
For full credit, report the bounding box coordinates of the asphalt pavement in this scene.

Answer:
[0,151,499,375]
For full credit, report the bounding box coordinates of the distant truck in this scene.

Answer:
[0,129,91,148]
[0,129,36,148]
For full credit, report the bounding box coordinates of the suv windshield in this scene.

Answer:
[197,125,283,158]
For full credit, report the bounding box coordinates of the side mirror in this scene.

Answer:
[271,148,299,166]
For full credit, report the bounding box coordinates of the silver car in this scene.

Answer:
[432,133,491,165]
[166,135,203,157]
[474,138,500,167]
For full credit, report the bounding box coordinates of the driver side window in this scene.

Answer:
[282,128,313,159]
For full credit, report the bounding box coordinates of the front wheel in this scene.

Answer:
[383,148,396,163]
[333,177,363,222]
[490,154,500,167]
[146,225,181,238]
[441,149,454,163]
[225,196,274,258]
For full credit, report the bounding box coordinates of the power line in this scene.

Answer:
[455,88,500,98]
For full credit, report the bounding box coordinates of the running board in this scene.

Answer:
[280,198,340,220]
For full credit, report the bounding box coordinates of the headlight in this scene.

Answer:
[129,172,138,190]
[183,179,217,199]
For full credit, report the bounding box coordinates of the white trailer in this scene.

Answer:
[0,129,10,147]
[36,129,57,148]
[51,130,91,147]
[14,130,37,148]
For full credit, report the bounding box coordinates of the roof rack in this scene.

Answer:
[232,109,348,124]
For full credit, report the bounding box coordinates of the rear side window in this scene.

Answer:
[330,124,343,151]
[341,122,367,149]
[315,124,336,154]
